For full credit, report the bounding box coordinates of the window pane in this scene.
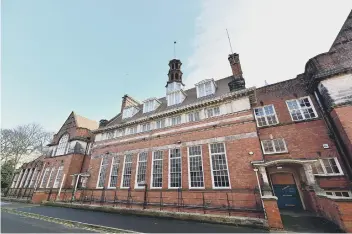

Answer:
[136,152,148,186]
[169,149,181,188]
[210,143,230,188]
[188,146,204,188]
[122,155,133,188]
[152,151,163,188]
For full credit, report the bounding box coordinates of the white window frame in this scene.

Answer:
[188,111,200,123]
[135,152,148,189]
[127,126,137,135]
[205,106,221,118]
[120,154,133,189]
[46,167,56,188]
[156,119,166,129]
[122,106,139,119]
[24,168,34,188]
[196,80,215,98]
[254,104,279,127]
[168,148,182,189]
[11,174,19,188]
[312,157,344,176]
[107,156,120,189]
[187,145,205,189]
[106,131,114,140]
[325,191,352,198]
[208,142,231,189]
[56,134,69,156]
[96,157,109,188]
[150,151,163,189]
[261,139,288,154]
[140,123,151,133]
[169,115,181,126]
[286,96,318,122]
[40,168,50,188]
[53,166,64,188]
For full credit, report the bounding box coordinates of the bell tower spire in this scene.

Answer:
[166,59,184,87]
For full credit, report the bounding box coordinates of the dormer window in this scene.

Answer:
[167,91,185,106]
[196,79,216,98]
[143,98,161,113]
[122,106,139,119]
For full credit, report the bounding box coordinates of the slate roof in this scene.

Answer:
[105,76,236,128]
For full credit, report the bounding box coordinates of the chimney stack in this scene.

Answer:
[228,53,246,91]
[99,119,108,128]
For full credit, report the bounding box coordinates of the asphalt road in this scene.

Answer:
[1,211,94,233]
[15,204,267,233]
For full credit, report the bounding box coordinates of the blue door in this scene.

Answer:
[273,184,302,210]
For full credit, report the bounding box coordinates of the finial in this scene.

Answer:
[174,41,177,58]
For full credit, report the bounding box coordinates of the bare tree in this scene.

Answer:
[0,123,53,169]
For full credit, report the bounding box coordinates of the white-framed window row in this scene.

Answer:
[312,157,344,176]
[108,156,120,188]
[209,142,231,189]
[46,167,56,188]
[261,139,288,154]
[325,191,352,198]
[135,152,148,189]
[286,96,318,122]
[140,123,151,133]
[96,157,109,188]
[168,148,182,189]
[151,151,163,189]
[156,119,166,129]
[121,154,133,188]
[188,145,204,189]
[254,104,279,127]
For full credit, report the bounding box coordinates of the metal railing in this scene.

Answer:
[46,187,263,216]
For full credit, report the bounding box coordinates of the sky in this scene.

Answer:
[2,0,352,133]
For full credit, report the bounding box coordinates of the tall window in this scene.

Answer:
[11,174,19,188]
[29,169,39,188]
[261,139,287,154]
[151,151,163,188]
[53,166,64,188]
[97,157,109,188]
[209,143,230,188]
[188,146,204,188]
[156,119,166,129]
[169,148,182,188]
[170,115,181,126]
[206,106,220,118]
[135,152,148,188]
[40,168,50,188]
[46,167,56,188]
[19,169,29,188]
[121,154,133,188]
[24,169,35,188]
[188,111,200,122]
[254,105,278,127]
[56,134,69,156]
[108,156,120,188]
[312,158,343,176]
[286,96,317,121]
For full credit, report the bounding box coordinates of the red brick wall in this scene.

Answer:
[88,111,262,191]
[262,198,283,230]
[330,106,352,163]
[271,173,294,185]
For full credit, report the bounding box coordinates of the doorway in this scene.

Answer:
[271,173,303,210]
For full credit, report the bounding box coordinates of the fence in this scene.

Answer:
[46,187,264,217]
[5,188,35,200]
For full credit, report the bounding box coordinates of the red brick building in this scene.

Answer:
[8,10,352,232]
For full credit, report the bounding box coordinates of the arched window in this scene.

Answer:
[56,134,69,156]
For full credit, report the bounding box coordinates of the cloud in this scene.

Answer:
[185,0,352,88]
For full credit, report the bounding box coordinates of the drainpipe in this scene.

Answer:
[313,90,352,181]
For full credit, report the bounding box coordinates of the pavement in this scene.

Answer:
[1,201,267,233]
[280,210,343,233]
